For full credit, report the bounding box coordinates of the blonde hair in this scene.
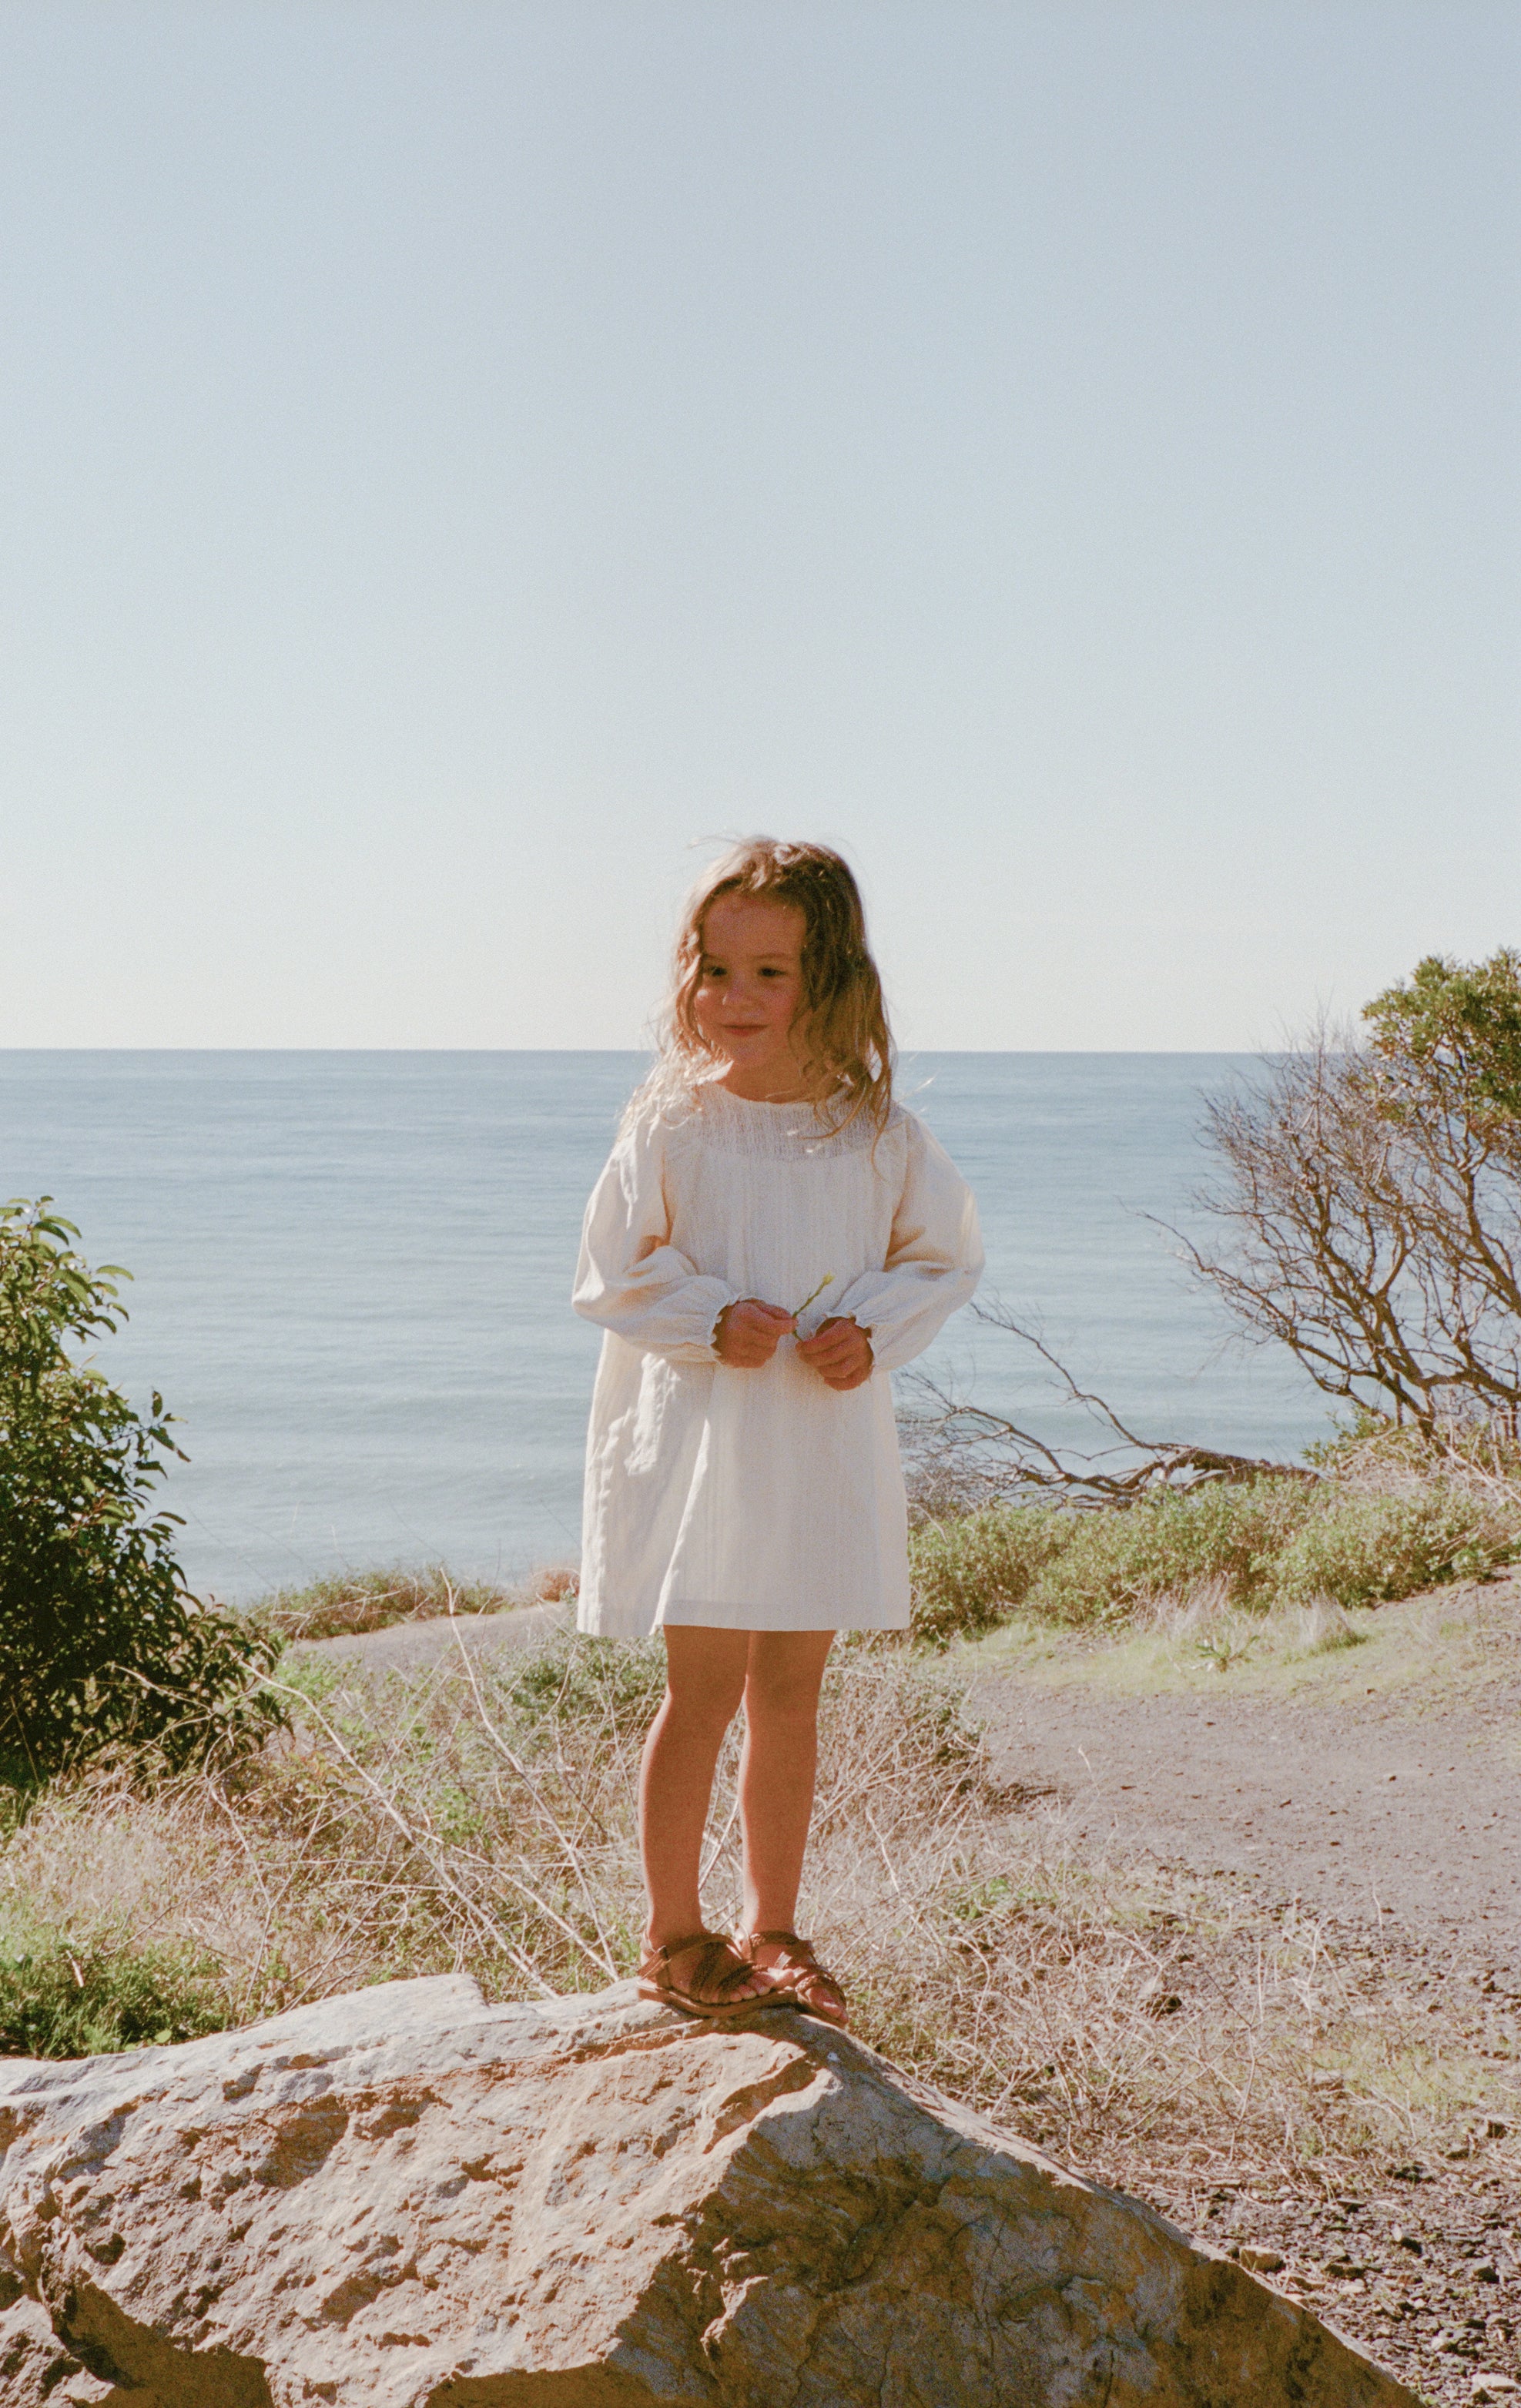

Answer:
[643,838,895,1134]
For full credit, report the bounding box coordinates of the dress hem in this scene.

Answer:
[576,1601,911,1638]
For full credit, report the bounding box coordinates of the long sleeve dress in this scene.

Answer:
[571,1082,983,1636]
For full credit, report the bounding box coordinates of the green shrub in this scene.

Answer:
[0,1200,283,1783]
[908,1505,1069,1644]
[909,1469,1516,1644]
[1272,1489,1508,1609]
[0,1907,229,2058]
[909,1479,1318,1644]
[1021,1480,1316,1627]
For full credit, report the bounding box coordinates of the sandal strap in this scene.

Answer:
[737,1928,849,2030]
[642,1930,758,2008]
[742,1929,844,1991]
[639,1928,718,1977]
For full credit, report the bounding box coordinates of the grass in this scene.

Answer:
[964,1576,1521,1712]
[0,1901,228,2056]
[2,1619,1515,2218]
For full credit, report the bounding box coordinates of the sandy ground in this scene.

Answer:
[967,1576,1521,1968]
[972,1679,1521,1961]
[289,1601,575,1673]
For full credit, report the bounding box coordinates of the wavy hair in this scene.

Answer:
[638,838,894,1134]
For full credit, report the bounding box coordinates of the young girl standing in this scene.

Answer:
[572,839,982,2026]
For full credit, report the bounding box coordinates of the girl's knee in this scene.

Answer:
[743,1665,826,1726]
[662,1674,746,1737]
[660,1628,749,1733]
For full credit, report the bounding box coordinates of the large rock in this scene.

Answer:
[0,1974,1415,2406]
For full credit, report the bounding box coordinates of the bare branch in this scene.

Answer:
[1171,1025,1521,1434]
[901,1304,1312,1515]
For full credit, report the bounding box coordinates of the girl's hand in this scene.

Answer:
[714,1298,796,1368]
[797,1315,873,1391]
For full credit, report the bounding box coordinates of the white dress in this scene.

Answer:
[572,1083,983,1636]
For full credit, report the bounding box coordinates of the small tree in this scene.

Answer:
[1181,952,1521,1432]
[0,1200,282,1782]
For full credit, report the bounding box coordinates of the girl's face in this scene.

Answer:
[692,893,809,1097]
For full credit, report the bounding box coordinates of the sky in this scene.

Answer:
[1,1,1516,1051]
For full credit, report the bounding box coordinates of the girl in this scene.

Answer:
[572,839,983,2025]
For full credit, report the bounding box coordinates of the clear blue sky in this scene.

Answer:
[2,2,1515,1049]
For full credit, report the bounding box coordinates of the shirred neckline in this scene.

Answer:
[691,1082,896,1157]
[705,1081,851,1114]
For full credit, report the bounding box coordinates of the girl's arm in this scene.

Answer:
[828,1116,984,1373]
[572,1120,738,1364]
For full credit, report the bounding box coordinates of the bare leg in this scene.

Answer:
[737,1631,835,1934]
[639,1627,762,1984]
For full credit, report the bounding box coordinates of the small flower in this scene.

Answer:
[795,1272,836,1316]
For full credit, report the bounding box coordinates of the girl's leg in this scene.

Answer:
[736,1630,836,1936]
[735,1631,846,2023]
[639,1624,750,1954]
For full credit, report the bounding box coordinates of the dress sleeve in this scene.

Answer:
[829,1114,984,1374]
[571,1115,739,1365]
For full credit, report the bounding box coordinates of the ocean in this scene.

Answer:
[0,1052,1325,1602]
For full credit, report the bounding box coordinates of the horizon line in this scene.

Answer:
[0,1042,1285,1058]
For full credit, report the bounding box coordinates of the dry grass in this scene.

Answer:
[4,1623,1515,2220]
[255,1562,578,1643]
[1133,1578,1369,1679]
[9,1619,1521,2397]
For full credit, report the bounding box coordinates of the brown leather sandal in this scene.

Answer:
[738,1929,849,2031]
[636,1929,777,2018]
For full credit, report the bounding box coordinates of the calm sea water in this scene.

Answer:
[0,1053,1325,1601]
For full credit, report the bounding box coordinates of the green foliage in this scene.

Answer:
[910,1472,1519,1644]
[909,1482,1310,1641]
[1272,1489,1506,1609]
[0,1199,283,1783]
[505,1633,668,1733]
[906,1505,1069,1645]
[1364,946,1521,1120]
[0,1905,229,2058]
[1020,1481,1315,1626]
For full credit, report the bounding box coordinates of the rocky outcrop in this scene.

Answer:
[0,1974,1415,2406]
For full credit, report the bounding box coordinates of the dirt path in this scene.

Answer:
[968,1576,1521,1972]
[287,1602,575,1673]
[969,1580,1521,2401]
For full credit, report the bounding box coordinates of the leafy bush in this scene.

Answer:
[1022,1480,1316,1626]
[1272,1489,1507,1609]
[910,1470,1518,1643]
[907,1505,1070,1645]
[0,1905,229,2057]
[909,1481,1313,1642]
[0,1200,283,1782]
